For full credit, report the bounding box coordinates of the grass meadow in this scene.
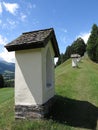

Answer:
[0,57,98,130]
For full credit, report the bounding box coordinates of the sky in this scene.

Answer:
[0,0,98,62]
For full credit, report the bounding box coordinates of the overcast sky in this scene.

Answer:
[0,0,98,62]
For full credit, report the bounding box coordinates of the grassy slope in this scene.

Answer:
[55,57,98,105]
[0,57,98,130]
[54,57,98,130]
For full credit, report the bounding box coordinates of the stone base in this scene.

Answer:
[15,97,54,119]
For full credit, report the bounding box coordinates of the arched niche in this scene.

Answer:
[46,48,53,88]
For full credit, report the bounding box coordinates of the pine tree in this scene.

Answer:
[64,45,72,60]
[95,38,98,63]
[56,53,65,66]
[87,24,98,62]
[71,37,86,56]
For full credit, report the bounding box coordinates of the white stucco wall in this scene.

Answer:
[72,58,78,67]
[15,49,43,105]
[41,40,55,103]
[15,40,55,106]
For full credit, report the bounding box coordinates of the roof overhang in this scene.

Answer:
[5,28,60,57]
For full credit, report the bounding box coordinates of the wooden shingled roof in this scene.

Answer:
[5,28,60,57]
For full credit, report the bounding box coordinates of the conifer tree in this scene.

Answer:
[87,24,98,62]
[95,38,98,62]
[0,74,4,88]
[71,37,86,56]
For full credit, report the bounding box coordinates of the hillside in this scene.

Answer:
[54,56,98,129]
[0,59,15,86]
[55,56,98,105]
[0,59,15,74]
[0,57,98,130]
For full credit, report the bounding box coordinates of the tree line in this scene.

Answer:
[56,24,98,66]
[56,37,86,66]
[0,74,14,88]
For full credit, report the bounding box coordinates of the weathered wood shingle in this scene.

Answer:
[5,28,60,57]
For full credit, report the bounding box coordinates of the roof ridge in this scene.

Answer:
[22,28,54,34]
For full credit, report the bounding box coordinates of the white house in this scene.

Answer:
[5,28,60,119]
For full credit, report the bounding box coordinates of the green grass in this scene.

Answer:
[55,58,98,105]
[0,88,14,130]
[0,57,98,130]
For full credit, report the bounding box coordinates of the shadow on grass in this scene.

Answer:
[49,95,98,130]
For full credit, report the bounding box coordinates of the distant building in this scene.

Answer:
[5,28,60,119]
[71,54,81,67]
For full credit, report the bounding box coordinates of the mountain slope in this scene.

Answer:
[0,59,15,74]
